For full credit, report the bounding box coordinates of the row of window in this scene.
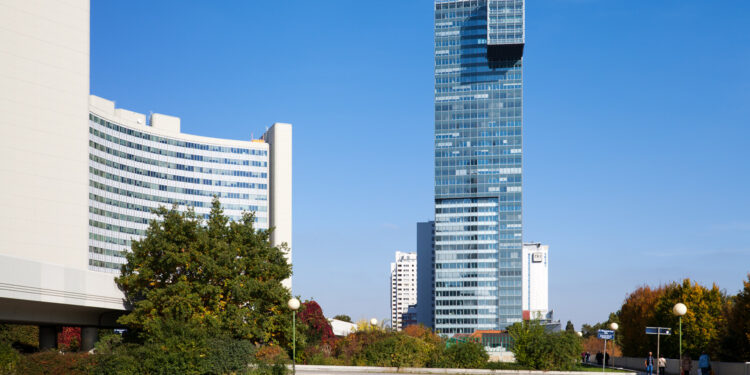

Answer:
[90,191,265,214]
[90,219,145,237]
[90,127,255,166]
[89,245,126,258]
[90,167,266,200]
[91,154,263,189]
[90,114,266,155]
[90,140,267,176]
[90,206,150,225]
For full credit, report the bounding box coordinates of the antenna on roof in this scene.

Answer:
[251,132,254,140]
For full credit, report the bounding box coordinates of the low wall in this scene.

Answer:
[614,357,750,375]
[296,365,630,374]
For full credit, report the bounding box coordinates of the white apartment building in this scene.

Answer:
[522,243,549,319]
[390,251,417,331]
[0,0,293,347]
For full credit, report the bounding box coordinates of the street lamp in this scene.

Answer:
[370,318,378,331]
[673,303,687,375]
[610,323,619,368]
[576,331,583,337]
[288,298,300,375]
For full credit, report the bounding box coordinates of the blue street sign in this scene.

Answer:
[597,329,615,340]
[645,327,672,335]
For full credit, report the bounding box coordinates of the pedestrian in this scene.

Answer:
[698,351,711,375]
[596,351,604,365]
[605,352,610,366]
[682,354,693,375]
[582,352,586,364]
[586,352,591,363]
[645,351,655,375]
[659,355,667,375]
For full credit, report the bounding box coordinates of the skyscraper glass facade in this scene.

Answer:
[433,0,524,334]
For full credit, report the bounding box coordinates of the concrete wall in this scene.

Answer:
[0,0,90,270]
[615,357,750,375]
[264,123,293,289]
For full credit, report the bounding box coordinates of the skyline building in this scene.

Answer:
[416,221,435,328]
[433,0,525,334]
[87,96,292,284]
[390,251,417,331]
[522,243,548,320]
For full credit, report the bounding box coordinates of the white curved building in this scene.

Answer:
[87,96,291,275]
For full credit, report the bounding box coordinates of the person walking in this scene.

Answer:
[698,351,711,375]
[682,354,693,375]
[596,351,604,365]
[659,355,667,375]
[645,351,655,375]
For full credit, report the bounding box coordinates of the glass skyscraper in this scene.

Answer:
[433,0,524,334]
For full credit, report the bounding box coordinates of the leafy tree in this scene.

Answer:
[565,320,575,333]
[509,320,582,371]
[652,279,726,359]
[115,198,292,344]
[332,315,352,323]
[721,274,750,361]
[297,301,335,345]
[619,285,664,357]
[440,341,489,369]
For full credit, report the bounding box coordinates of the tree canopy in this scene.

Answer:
[115,198,292,344]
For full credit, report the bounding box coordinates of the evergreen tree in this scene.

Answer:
[565,320,575,333]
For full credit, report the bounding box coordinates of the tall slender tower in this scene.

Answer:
[433,0,524,335]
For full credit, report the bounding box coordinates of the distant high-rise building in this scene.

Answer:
[416,221,435,328]
[522,243,548,319]
[390,251,417,331]
[433,0,525,334]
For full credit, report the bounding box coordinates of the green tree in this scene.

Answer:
[509,320,582,371]
[720,274,750,361]
[565,320,575,333]
[115,198,292,344]
[333,315,352,323]
[652,279,726,359]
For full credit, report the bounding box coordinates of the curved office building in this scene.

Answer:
[87,95,292,276]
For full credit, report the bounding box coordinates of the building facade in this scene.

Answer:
[416,221,436,328]
[390,251,417,331]
[433,0,525,334]
[87,96,292,284]
[521,243,548,319]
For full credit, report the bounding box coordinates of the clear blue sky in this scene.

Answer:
[91,0,750,329]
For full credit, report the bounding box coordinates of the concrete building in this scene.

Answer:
[522,243,549,320]
[0,0,292,348]
[390,251,417,331]
[433,0,526,334]
[416,221,435,328]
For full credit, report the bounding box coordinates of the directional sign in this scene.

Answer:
[645,327,672,335]
[597,329,615,340]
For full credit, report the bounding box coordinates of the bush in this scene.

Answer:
[509,320,582,371]
[204,338,255,375]
[361,334,431,368]
[439,341,488,369]
[17,351,96,375]
[0,342,21,375]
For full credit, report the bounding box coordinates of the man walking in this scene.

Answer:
[699,351,711,375]
[645,351,655,375]
[682,354,693,375]
[659,355,667,375]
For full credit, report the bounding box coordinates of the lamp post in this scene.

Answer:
[610,323,619,369]
[673,303,687,375]
[370,318,378,331]
[288,298,300,375]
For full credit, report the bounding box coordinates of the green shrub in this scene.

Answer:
[440,341,488,369]
[361,334,431,368]
[92,349,141,375]
[0,342,21,375]
[509,320,582,371]
[204,337,255,375]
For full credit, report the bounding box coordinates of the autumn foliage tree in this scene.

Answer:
[619,285,664,357]
[116,198,292,344]
[720,274,750,361]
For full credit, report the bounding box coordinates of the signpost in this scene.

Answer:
[646,327,672,374]
[598,329,615,372]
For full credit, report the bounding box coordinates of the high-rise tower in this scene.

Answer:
[433,0,524,334]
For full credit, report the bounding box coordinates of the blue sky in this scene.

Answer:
[91,0,750,328]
